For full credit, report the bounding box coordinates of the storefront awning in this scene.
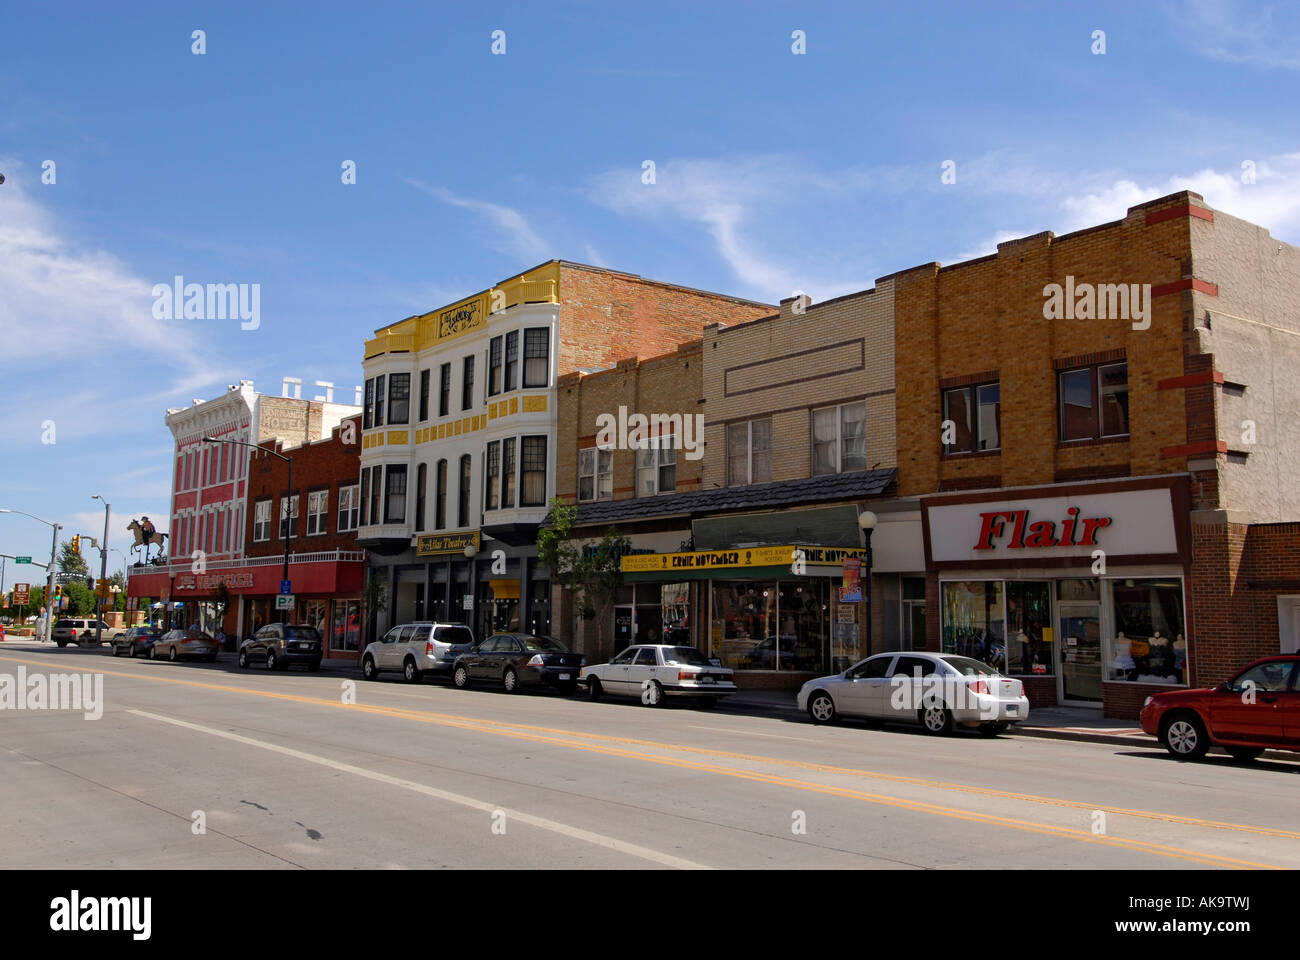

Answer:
[488,579,520,599]
[622,545,864,581]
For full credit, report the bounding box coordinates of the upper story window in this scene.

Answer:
[504,331,519,392]
[458,455,472,526]
[812,402,866,475]
[485,441,501,510]
[435,459,448,529]
[636,436,676,496]
[488,337,503,396]
[727,418,772,486]
[337,484,359,533]
[253,499,272,542]
[415,463,427,532]
[523,328,549,388]
[363,378,375,429]
[462,356,475,411]
[306,490,329,536]
[384,464,407,524]
[579,447,613,502]
[521,436,547,506]
[439,363,451,418]
[374,373,386,427]
[279,494,300,540]
[1060,361,1129,442]
[388,373,411,425]
[943,381,1000,454]
[501,437,516,508]
[418,369,430,422]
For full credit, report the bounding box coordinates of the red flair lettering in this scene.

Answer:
[972,508,1111,550]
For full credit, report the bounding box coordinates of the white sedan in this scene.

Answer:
[580,644,738,707]
[797,651,1030,736]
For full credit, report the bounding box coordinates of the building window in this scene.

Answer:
[578,447,613,502]
[415,463,427,532]
[387,373,410,425]
[1060,361,1129,441]
[636,435,676,496]
[521,436,547,506]
[374,374,386,427]
[368,465,383,525]
[306,490,328,536]
[941,580,1006,673]
[384,465,407,524]
[812,402,866,475]
[279,494,299,540]
[359,470,369,526]
[488,337,503,396]
[363,378,374,429]
[943,382,1000,454]
[439,363,451,418]
[523,328,549,388]
[501,438,516,508]
[418,369,430,422]
[727,418,772,486]
[435,459,447,529]
[1108,578,1185,685]
[504,330,519,392]
[485,441,501,510]
[337,484,359,532]
[458,455,472,527]
[462,356,475,411]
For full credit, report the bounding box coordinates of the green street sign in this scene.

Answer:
[15,557,32,564]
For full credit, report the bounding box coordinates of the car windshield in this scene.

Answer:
[939,655,1002,677]
[285,626,321,642]
[522,635,567,652]
[661,646,710,666]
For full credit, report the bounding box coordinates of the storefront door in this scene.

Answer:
[1058,603,1102,703]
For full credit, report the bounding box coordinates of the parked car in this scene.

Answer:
[360,622,475,682]
[797,652,1029,735]
[580,644,737,707]
[238,623,323,671]
[152,627,220,662]
[452,634,584,694]
[51,618,126,647]
[1140,655,1300,761]
[111,626,162,658]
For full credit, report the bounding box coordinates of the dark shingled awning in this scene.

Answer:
[563,468,897,527]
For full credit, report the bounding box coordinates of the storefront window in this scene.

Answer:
[1006,581,1052,676]
[303,599,327,631]
[1108,578,1186,685]
[661,583,690,646]
[331,600,361,651]
[710,580,829,672]
[941,580,1006,673]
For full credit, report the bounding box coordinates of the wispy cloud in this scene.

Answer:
[1175,0,1300,70]
[406,179,548,262]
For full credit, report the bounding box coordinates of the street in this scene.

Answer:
[2,642,1297,870]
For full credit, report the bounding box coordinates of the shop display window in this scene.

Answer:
[1108,578,1186,685]
[941,580,1006,673]
[1006,581,1052,676]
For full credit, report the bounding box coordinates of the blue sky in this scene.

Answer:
[2,0,1299,574]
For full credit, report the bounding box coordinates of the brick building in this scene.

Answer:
[358,260,772,647]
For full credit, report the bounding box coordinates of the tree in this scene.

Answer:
[536,498,630,660]
[63,580,95,617]
[59,539,89,577]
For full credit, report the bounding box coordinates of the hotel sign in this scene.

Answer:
[622,545,865,573]
[438,297,485,341]
[416,531,481,557]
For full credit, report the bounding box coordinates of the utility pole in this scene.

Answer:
[92,496,111,645]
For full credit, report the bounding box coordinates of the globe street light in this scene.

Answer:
[858,511,878,655]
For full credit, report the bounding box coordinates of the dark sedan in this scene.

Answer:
[112,626,162,658]
[451,634,584,694]
[238,623,323,671]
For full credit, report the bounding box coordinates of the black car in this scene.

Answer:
[238,623,323,671]
[451,634,584,694]
[112,626,162,658]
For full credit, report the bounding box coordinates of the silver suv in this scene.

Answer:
[52,618,125,647]
[361,622,475,683]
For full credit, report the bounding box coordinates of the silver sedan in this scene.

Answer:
[797,651,1030,736]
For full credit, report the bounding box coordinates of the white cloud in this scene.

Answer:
[1176,0,1300,70]
[406,179,548,262]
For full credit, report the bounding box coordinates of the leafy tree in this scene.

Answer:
[63,580,96,617]
[59,539,89,577]
[536,498,630,659]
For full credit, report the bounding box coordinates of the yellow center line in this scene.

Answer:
[1,654,1291,866]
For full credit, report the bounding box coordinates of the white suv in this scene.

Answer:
[361,622,475,683]
[51,618,125,647]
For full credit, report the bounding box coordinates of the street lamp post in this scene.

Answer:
[0,508,62,642]
[858,511,878,656]
[203,436,293,623]
[92,496,110,645]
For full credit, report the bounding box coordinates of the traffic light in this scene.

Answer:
[53,584,63,609]
[71,536,81,555]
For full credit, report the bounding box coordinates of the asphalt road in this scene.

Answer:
[2,642,1297,870]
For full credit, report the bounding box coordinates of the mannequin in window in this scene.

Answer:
[1111,631,1136,680]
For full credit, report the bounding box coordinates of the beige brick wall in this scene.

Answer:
[702,284,896,488]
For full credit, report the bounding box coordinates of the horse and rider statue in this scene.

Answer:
[128,517,168,563]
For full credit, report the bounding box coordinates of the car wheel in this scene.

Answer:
[978,722,1009,737]
[149,644,158,659]
[503,667,520,693]
[362,656,378,681]
[453,664,470,689]
[808,691,837,725]
[238,648,249,668]
[1226,746,1263,762]
[642,679,665,707]
[920,702,953,735]
[169,645,178,662]
[266,650,277,671]
[403,658,420,683]
[56,641,67,648]
[1161,713,1209,760]
[586,677,603,701]
[112,644,121,657]
[130,643,140,658]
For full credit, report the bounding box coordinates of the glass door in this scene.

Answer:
[1058,602,1102,702]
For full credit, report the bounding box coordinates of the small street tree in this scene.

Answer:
[536,498,630,660]
[59,539,89,578]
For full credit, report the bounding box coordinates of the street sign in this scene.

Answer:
[276,594,295,611]
[13,584,29,604]
[462,595,473,611]
[280,580,292,595]
[15,557,31,564]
